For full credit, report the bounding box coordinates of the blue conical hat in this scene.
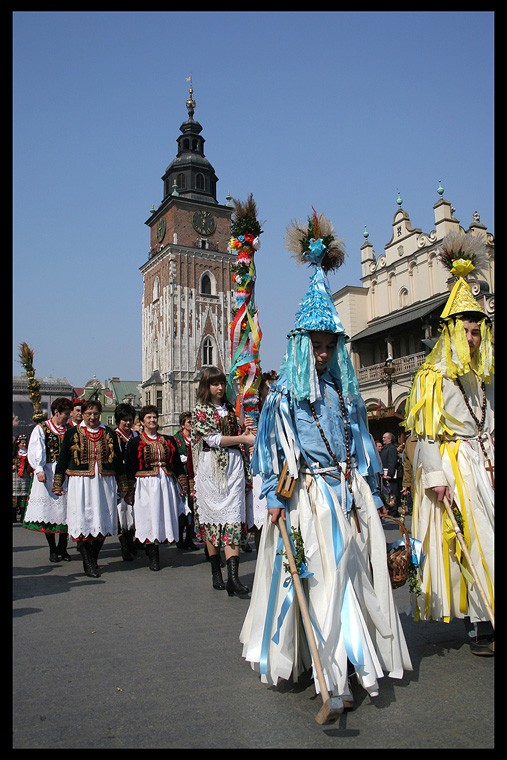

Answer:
[293,240,347,334]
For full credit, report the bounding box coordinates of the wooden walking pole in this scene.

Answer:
[442,497,494,628]
[278,518,344,724]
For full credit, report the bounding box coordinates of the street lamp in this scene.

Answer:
[382,357,395,408]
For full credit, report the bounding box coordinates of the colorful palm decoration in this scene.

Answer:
[228,194,264,425]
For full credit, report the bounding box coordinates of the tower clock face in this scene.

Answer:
[156,218,166,243]
[192,209,216,236]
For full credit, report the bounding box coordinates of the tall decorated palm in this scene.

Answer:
[228,194,264,425]
[18,342,48,423]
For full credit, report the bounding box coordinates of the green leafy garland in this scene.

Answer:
[278,526,306,575]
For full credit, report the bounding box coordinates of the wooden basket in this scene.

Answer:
[384,514,412,589]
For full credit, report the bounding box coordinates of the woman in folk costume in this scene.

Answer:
[52,399,129,578]
[23,397,73,563]
[125,405,188,572]
[403,232,494,656]
[191,367,256,596]
[240,210,412,708]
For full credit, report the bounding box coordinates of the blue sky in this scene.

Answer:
[12,10,494,387]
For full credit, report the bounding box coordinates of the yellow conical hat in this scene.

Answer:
[440,276,487,320]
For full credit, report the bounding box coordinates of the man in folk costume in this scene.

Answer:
[240,210,412,708]
[69,398,83,427]
[403,231,494,656]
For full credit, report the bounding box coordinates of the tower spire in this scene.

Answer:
[185,74,195,119]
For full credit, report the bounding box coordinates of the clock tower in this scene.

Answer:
[140,82,235,432]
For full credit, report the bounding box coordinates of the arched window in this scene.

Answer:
[177,173,186,189]
[202,337,213,366]
[399,287,408,308]
[153,276,160,301]
[200,273,211,295]
[196,173,205,190]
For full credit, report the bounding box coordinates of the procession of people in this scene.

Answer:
[14,222,494,726]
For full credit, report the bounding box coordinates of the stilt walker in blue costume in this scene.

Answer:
[240,210,412,707]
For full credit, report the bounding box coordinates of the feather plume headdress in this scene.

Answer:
[285,208,345,273]
[437,231,489,280]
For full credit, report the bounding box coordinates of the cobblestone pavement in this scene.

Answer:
[12,521,494,749]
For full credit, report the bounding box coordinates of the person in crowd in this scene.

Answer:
[52,399,128,578]
[244,370,278,554]
[191,367,256,596]
[12,434,33,523]
[22,397,73,563]
[124,405,188,572]
[400,430,417,516]
[240,210,412,708]
[173,411,199,551]
[403,232,494,656]
[133,415,143,434]
[69,398,83,427]
[380,431,401,516]
[114,402,139,561]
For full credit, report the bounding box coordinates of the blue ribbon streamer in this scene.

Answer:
[259,531,285,677]
[272,562,318,645]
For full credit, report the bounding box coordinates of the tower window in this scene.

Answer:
[200,274,211,295]
[156,390,162,415]
[177,173,186,189]
[196,173,205,190]
[153,276,160,302]
[203,337,213,366]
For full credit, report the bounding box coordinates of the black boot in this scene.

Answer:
[78,541,100,578]
[226,555,249,597]
[184,522,200,551]
[176,514,187,549]
[91,538,105,571]
[204,543,225,566]
[119,531,134,561]
[56,532,71,561]
[147,544,160,571]
[126,528,137,556]
[210,554,225,590]
[46,532,60,563]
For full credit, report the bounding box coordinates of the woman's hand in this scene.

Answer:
[242,431,256,448]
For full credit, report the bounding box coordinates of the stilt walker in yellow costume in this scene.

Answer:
[404,231,494,656]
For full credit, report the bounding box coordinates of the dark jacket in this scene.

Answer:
[53,424,128,491]
[380,441,399,479]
